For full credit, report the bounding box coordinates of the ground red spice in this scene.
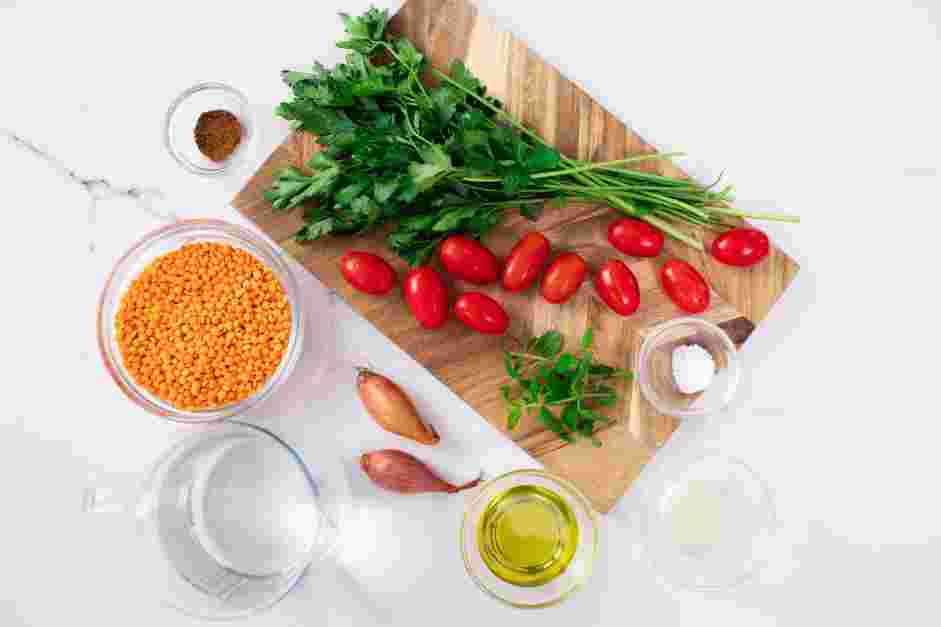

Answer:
[194,110,242,162]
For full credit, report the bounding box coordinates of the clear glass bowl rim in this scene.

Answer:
[163,81,253,176]
[96,219,304,424]
[637,316,741,418]
[460,469,600,609]
[638,452,778,592]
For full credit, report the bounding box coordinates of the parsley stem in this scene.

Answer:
[706,206,801,223]
[530,154,686,180]
[381,42,431,99]
[462,155,686,184]
[432,67,743,251]
[432,68,548,146]
[270,11,797,266]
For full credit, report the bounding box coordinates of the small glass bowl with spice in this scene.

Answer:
[97,220,304,423]
[164,82,253,176]
[637,317,741,419]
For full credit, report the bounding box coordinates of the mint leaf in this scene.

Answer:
[538,407,566,435]
[499,327,631,447]
[533,331,563,359]
[507,404,522,430]
[573,351,593,388]
[545,375,571,404]
[554,353,576,374]
[561,404,580,431]
[581,327,595,350]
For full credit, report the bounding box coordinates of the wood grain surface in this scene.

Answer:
[232,0,799,512]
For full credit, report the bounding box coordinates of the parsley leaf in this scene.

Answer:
[373,177,399,204]
[296,219,335,241]
[449,59,485,94]
[266,8,751,265]
[526,145,562,172]
[519,202,544,221]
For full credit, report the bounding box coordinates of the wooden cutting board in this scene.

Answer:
[233,0,799,512]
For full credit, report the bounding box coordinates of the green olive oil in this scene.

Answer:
[476,484,579,586]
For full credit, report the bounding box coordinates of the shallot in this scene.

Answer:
[356,368,439,445]
[360,450,480,494]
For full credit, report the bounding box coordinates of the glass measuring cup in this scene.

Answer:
[82,422,353,620]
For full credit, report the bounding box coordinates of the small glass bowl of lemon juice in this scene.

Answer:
[461,470,598,608]
[640,455,777,591]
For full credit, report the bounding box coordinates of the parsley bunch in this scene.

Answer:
[266,8,797,265]
[502,328,632,447]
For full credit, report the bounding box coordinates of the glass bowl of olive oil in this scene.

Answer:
[461,470,598,608]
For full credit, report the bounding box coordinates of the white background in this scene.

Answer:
[2,0,940,625]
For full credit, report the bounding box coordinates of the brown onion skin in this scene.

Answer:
[360,450,481,494]
[356,369,440,445]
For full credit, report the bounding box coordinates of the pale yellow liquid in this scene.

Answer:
[668,479,725,553]
[476,485,578,586]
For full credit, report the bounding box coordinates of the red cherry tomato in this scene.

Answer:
[710,228,770,267]
[501,232,551,292]
[541,252,588,304]
[660,259,710,314]
[607,218,664,257]
[403,267,449,329]
[594,260,640,316]
[339,251,397,295]
[438,235,500,285]
[454,293,510,335]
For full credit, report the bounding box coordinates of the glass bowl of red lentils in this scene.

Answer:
[97,219,304,423]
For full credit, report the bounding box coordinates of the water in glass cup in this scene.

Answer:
[85,423,347,619]
[157,429,320,581]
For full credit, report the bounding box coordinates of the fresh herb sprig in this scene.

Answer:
[267,8,798,265]
[501,328,632,447]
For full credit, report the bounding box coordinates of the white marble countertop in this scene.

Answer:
[3,1,940,625]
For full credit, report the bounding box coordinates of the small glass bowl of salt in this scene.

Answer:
[637,317,741,418]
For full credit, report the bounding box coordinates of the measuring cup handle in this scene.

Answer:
[81,476,147,516]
